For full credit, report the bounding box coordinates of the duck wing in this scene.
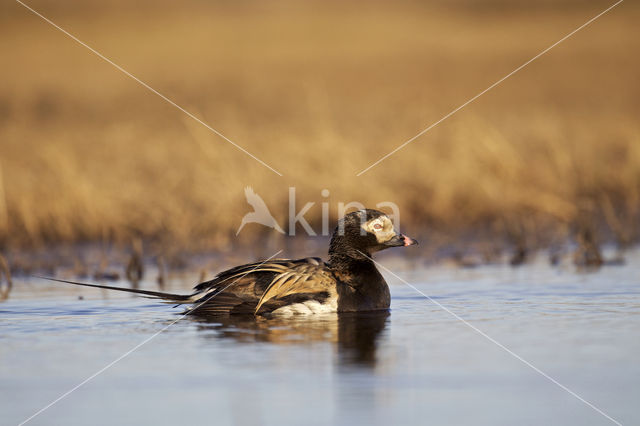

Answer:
[191,257,336,315]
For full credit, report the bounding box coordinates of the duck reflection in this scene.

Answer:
[190,311,389,368]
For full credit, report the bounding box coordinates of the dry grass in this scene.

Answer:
[0,0,639,258]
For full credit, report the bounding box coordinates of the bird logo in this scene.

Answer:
[236,187,285,235]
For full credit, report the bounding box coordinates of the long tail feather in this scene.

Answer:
[35,276,194,302]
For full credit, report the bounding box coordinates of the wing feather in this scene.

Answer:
[190,257,334,316]
[254,263,335,314]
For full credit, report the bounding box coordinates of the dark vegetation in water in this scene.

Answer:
[0,253,11,301]
[0,215,632,291]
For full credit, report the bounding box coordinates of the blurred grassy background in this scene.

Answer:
[0,0,638,257]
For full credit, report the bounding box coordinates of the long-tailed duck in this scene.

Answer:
[46,209,417,315]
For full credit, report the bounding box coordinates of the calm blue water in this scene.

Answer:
[1,253,639,426]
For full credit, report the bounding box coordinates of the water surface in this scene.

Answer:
[1,254,639,425]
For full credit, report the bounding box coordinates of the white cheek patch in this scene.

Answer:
[361,216,396,243]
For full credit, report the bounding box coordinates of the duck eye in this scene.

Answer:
[373,223,383,230]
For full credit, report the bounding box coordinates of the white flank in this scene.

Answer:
[272,298,338,315]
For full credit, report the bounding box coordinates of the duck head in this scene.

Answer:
[329,209,418,262]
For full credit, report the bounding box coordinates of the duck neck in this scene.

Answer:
[328,246,391,313]
[328,234,372,270]
[328,248,381,289]
[328,251,372,271]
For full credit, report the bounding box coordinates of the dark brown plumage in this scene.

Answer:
[43,209,418,316]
